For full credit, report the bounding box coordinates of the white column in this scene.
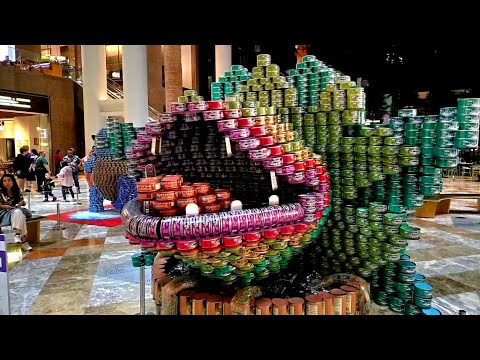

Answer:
[122,45,149,127]
[215,45,232,81]
[81,45,107,153]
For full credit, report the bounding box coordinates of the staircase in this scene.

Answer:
[66,65,160,122]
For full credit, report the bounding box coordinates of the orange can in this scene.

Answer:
[192,292,208,315]
[340,285,358,315]
[305,294,326,315]
[317,292,334,315]
[287,297,305,315]
[206,295,223,315]
[330,289,347,315]
[271,298,289,315]
[255,298,272,315]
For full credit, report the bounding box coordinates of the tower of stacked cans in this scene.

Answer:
[455,99,480,149]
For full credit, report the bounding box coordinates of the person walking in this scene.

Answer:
[26,149,39,192]
[12,145,31,193]
[42,173,57,202]
[54,149,63,175]
[34,151,51,193]
[63,148,81,193]
[0,174,33,251]
[57,161,75,202]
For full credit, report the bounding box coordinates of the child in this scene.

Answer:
[57,161,75,202]
[42,173,57,202]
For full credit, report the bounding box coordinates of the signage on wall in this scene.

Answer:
[0,234,10,315]
[0,90,49,115]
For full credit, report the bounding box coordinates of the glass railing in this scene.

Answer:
[1,46,160,121]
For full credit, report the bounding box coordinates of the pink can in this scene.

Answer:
[228,128,250,140]
[288,172,306,184]
[253,208,264,229]
[170,103,187,113]
[275,164,295,176]
[191,216,201,237]
[203,110,224,121]
[219,212,231,234]
[305,177,320,187]
[217,119,238,132]
[248,148,271,161]
[187,101,209,111]
[238,137,261,150]
[160,218,171,239]
[318,182,330,192]
[262,207,273,227]
[211,214,221,235]
[159,113,175,123]
[263,156,283,169]
[223,109,242,119]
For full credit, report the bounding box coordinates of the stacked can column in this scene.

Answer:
[456,99,480,149]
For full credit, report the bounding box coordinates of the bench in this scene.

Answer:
[0,215,46,244]
[26,215,46,244]
[415,193,480,218]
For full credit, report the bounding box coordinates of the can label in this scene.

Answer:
[272,307,279,315]
[288,305,295,315]
[333,298,343,315]
[306,303,318,315]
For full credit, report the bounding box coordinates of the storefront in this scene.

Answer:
[0,90,51,165]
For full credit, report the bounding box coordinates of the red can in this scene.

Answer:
[176,239,198,251]
[237,117,255,127]
[316,166,326,175]
[179,186,196,198]
[268,145,284,156]
[177,197,197,208]
[304,158,315,168]
[200,237,221,249]
[220,199,232,210]
[222,235,243,247]
[156,241,175,250]
[263,228,280,239]
[319,173,328,182]
[202,203,221,213]
[152,200,175,210]
[193,183,211,195]
[295,223,309,233]
[207,100,225,110]
[259,135,276,147]
[215,189,231,201]
[280,225,295,235]
[243,232,261,242]
[294,161,306,172]
[315,211,323,220]
[250,126,267,137]
[198,194,217,205]
[282,153,296,164]
[156,190,178,201]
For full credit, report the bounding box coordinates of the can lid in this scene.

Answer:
[317,292,334,300]
[421,308,442,315]
[329,288,346,296]
[287,297,305,304]
[414,282,433,292]
[272,298,289,307]
[256,298,272,308]
[340,285,356,293]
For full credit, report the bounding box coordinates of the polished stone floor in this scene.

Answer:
[5,177,480,315]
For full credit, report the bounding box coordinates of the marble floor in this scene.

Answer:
[4,177,480,315]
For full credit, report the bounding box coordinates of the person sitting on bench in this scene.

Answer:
[0,174,33,251]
